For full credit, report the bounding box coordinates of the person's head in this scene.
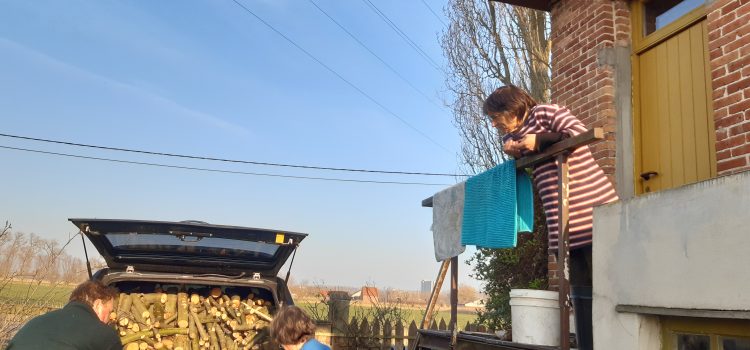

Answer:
[68,280,118,323]
[270,306,316,350]
[483,85,537,133]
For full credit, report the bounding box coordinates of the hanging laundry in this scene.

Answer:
[461,160,534,249]
[431,182,466,261]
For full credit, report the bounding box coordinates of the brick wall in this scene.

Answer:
[708,0,750,175]
[547,0,631,290]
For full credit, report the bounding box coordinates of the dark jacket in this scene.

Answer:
[7,301,121,350]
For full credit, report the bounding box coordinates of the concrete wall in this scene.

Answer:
[592,171,750,349]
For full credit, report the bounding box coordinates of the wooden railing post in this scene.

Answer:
[557,152,571,350]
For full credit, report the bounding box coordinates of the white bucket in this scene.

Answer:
[509,289,560,346]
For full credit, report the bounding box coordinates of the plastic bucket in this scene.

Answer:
[509,289,560,346]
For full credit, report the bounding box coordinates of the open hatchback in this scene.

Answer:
[69,218,309,349]
[70,218,307,277]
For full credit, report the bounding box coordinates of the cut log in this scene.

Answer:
[143,293,168,304]
[153,301,165,327]
[131,294,151,321]
[174,334,189,350]
[188,311,198,339]
[177,292,189,328]
[191,310,209,341]
[165,294,178,319]
[120,328,189,344]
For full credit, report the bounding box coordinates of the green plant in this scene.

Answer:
[469,195,549,331]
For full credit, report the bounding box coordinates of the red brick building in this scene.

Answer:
[495,0,750,347]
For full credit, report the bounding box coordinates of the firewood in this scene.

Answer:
[143,293,168,304]
[165,294,177,319]
[208,323,219,350]
[177,292,189,328]
[174,334,189,350]
[240,303,272,322]
[188,311,198,340]
[153,301,165,327]
[231,296,241,309]
[132,295,151,322]
[120,328,189,344]
[191,310,209,341]
[121,294,133,315]
[210,287,222,299]
[125,342,140,350]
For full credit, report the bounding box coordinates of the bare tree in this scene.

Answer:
[0,225,82,346]
[441,0,552,331]
[441,0,551,173]
[457,284,479,305]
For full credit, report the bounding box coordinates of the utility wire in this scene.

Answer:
[361,0,441,71]
[228,0,450,153]
[420,0,447,27]
[0,145,451,186]
[306,0,444,110]
[0,133,467,177]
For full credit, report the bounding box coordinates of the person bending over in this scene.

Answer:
[8,280,121,350]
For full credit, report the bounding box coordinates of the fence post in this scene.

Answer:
[407,321,418,348]
[395,320,405,349]
[328,291,351,335]
[383,320,393,350]
[438,318,447,331]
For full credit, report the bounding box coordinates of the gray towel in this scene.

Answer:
[431,182,466,261]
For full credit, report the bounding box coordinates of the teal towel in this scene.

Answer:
[461,160,534,249]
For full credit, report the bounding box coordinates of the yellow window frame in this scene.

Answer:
[661,316,750,350]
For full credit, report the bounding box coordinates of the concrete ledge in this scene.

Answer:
[616,305,750,320]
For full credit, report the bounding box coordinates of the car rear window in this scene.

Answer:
[105,232,279,260]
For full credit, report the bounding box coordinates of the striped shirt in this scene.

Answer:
[503,104,619,251]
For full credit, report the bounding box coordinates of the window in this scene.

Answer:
[662,317,750,350]
[105,232,280,260]
[644,0,705,35]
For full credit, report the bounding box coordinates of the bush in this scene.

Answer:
[469,196,549,331]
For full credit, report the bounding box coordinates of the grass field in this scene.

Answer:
[0,281,73,308]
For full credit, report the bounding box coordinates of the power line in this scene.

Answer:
[420,0,447,27]
[306,0,444,110]
[361,0,441,71]
[0,133,467,177]
[0,145,451,186]
[228,0,450,153]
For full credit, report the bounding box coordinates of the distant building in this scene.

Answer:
[351,287,379,304]
[420,280,432,297]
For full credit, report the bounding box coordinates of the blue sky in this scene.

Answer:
[0,0,482,291]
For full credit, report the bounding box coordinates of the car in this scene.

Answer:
[70,218,307,349]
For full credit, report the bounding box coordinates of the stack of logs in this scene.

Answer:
[112,287,274,350]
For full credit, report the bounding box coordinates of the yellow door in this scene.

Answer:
[633,2,717,194]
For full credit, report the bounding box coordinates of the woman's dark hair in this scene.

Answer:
[482,85,538,122]
[69,280,118,307]
[270,306,317,345]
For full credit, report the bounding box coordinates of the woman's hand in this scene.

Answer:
[503,135,536,158]
[503,140,522,158]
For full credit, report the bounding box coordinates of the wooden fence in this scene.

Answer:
[314,317,488,350]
